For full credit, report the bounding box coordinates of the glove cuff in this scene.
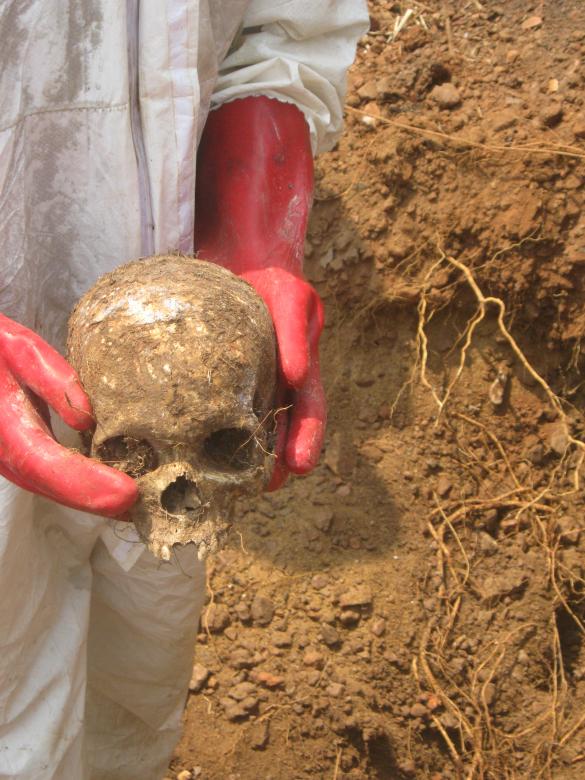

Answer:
[194,96,314,277]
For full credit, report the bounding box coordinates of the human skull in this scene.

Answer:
[68,255,277,561]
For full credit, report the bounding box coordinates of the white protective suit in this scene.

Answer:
[0,2,369,778]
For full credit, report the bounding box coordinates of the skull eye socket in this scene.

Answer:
[204,427,258,472]
[95,436,158,478]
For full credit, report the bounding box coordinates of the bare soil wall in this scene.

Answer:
[172,2,585,778]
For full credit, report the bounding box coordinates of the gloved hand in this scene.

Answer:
[195,96,326,490]
[0,313,138,515]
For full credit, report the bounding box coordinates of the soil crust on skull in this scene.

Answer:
[172,3,585,779]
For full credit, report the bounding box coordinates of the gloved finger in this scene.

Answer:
[3,328,94,430]
[0,461,49,496]
[285,315,327,474]
[266,398,290,492]
[285,377,326,474]
[269,282,320,389]
[0,378,138,517]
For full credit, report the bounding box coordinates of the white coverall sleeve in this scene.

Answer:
[210,0,370,155]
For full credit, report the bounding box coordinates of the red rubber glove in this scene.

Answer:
[0,313,138,516]
[195,96,326,490]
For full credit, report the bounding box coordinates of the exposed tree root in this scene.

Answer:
[409,249,585,779]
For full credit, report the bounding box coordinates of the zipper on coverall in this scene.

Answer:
[127,0,155,255]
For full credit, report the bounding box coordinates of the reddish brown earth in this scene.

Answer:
[170,2,585,778]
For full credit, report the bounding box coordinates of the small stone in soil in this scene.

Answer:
[272,631,293,648]
[303,650,326,669]
[229,647,258,669]
[251,595,275,626]
[220,698,248,721]
[371,618,386,637]
[188,663,210,693]
[549,425,569,456]
[251,670,285,688]
[430,83,462,109]
[339,586,373,608]
[228,681,257,701]
[339,609,361,627]
[540,101,563,128]
[203,603,230,634]
[235,602,251,622]
[410,702,428,719]
[249,720,270,750]
[311,573,329,589]
[326,682,344,697]
[313,507,334,532]
[320,624,341,647]
[435,475,452,498]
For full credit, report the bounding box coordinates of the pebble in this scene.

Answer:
[521,15,542,30]
[339,609,361,627]
[435,475,452,499]
[234,602,251,622]
[371,618,386,637]
[517,649,530,665]
[525,435,546,466]
[220,697,248,721]
[204,603,230,634]
[410,702,428,718]
[549,425,569,456]
[251,595,275,626]
[357,80,378,101]
[339,586,373,608]
[241,695,259,712]
[229,647,258,669]
[303,650,326,669]
[320,625,341,647]
[188,663,210,693]
[249,720,270,750]
[272,631,293,648]
[311,573,329,590]
[229,681,257,701]
[398,759,416,776]
[540,101,563,128]
[176,771,192,780]
[440,711,459,729]
[430,83,462,109]
[251,670,285,689]
[313,508,334,533]
[477,531,498,556]
[326,682,344,697]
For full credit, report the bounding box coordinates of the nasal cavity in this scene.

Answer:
[160,475,202,517]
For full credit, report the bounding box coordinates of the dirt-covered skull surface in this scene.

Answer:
[68,255,277,561]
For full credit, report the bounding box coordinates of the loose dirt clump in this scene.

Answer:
[68,255,277,561]
[171,2,585,778]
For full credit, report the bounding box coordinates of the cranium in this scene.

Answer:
[67,255,277,561]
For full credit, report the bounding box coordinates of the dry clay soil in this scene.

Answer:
[171,2,585,778]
